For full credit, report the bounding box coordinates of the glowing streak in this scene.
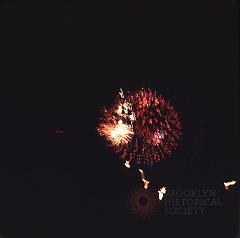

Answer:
[139,169,145,180]
[139,169,150,189]
[124,160,131,168]
[158,187,167,200]
[119,88,124,98]
[143,179,150,189]
[224,180,237,190]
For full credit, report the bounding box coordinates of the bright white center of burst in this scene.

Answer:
[109,120,134,145]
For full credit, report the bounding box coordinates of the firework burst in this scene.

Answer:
[98,120,134,146]
[97,88,182,167]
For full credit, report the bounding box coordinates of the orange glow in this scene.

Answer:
[143,179,150,189]
[139,169,150,189]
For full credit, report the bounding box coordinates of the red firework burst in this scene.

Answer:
[97,88,182,167]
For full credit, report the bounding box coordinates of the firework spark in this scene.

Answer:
[124,160,131,168]
[98,120,134,146]
[97,88,182,167]
[224,180,237,190]
[139,169,150,189]
[158,187,167,200]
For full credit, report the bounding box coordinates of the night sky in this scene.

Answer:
[0,1,239,238]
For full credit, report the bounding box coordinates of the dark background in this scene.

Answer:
[0,1,239,238]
